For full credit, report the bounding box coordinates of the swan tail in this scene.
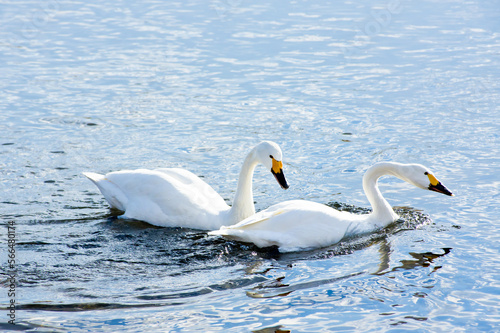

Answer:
[208,225,230,236]
[208,228,245,243]
[82,172,127,211]
[82,172,106,184]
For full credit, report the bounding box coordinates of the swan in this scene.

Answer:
[209,162,453,252]
[83,141,289,230]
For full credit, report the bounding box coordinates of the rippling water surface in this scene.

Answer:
[1,0,499,332]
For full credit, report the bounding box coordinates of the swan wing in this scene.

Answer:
[210,200,351,251]
[219,200,332,229]
[224,200,296,229]
[86,168,229,228]
[154,168,228,208]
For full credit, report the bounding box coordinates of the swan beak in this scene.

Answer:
[271,158,289,189]
[427,174,453,196]
[429,182,453,196]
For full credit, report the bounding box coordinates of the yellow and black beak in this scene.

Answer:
[271,158,289,189]
[427,173,453,196]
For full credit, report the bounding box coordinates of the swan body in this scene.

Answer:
[209,162,453,252]
[83,141,289,230]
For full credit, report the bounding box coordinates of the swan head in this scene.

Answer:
[254,141,289,189]
[396,164,454,196]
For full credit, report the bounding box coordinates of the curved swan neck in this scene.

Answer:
[362,162,401,225]
[229,149,259,223]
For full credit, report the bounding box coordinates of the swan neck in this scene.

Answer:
[362,163,399,225]
[229,150,258,223]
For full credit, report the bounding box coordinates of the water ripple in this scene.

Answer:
[1,0,499,331]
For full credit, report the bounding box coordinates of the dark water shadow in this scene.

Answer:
[238,202,452,299]
[252,325,292,333]
[0,322,65,333]
[6,202,450,312]
[245,238,452,299]
[246,271,365,298]
[371,241,452,276]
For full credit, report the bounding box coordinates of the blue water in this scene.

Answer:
[1,0,499,332]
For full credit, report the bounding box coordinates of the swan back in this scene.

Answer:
[211,200,354,251]
[83,172,128,211]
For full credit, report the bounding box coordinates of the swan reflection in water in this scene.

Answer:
[372,239,452,276]
[245,238,452,299]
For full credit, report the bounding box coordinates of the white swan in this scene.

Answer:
[83,141,289,230]
[209,162,453,252]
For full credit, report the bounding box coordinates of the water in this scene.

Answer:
[1,0,499,331]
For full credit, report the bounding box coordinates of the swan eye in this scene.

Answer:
[269,155,274,159]
[424,172,429,175]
